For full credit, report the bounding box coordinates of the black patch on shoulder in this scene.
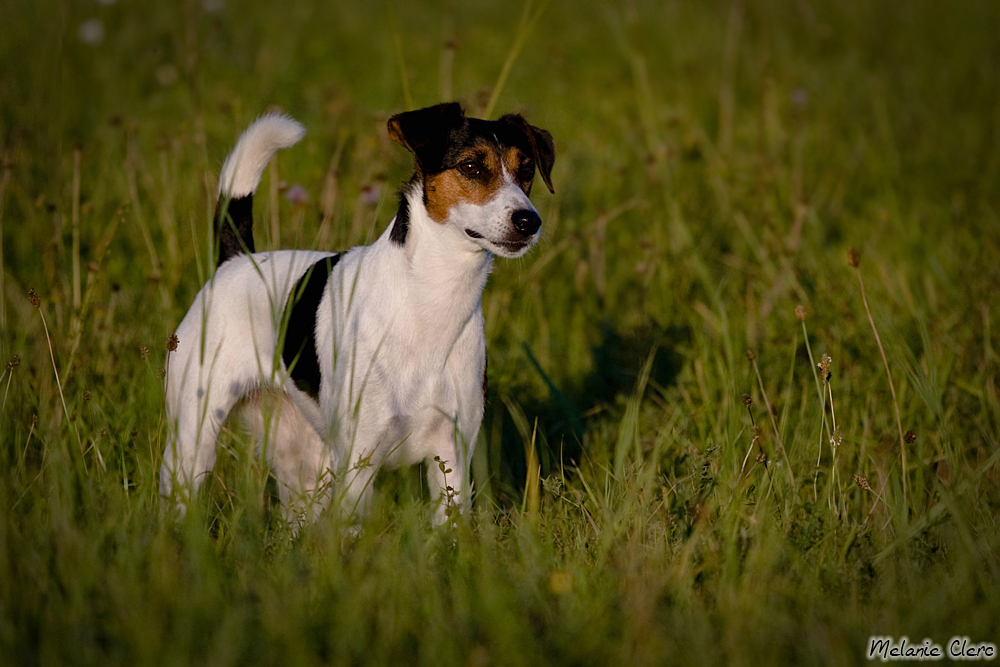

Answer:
[215,194,255,266]
[282,254,342,400]
[390,188,410,246]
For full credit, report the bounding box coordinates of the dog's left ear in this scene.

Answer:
[388,102,467,173]
[502,114,556,194]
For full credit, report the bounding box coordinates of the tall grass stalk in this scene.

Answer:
[717,0,744,155]
[1,356,17,415]
[387,1,414,110]
[71,147,82,311]
[27,289,90,465]
[482,0,551,118]
[748,349,795,488]
[125,139,163,279]
[0,162,9,329]
[797,306,829,464]
[828,380,841,514]
[850,246,907,512]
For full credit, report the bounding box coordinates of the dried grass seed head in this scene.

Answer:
[904,430,917,444]
[795,304,806,321]
[6,354,19,370]
[853,473,871,491]
[28,288,41,308]
[139,346,149,360]
[848,246,861,268]
[818,353,832,381]
[166,334,179,352]
[742,393,752,408]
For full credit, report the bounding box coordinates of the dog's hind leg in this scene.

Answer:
[160,312,273,514]
[238,391,331,527]
[160,371,248,513]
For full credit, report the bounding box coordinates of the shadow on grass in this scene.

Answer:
[484,318,689,507]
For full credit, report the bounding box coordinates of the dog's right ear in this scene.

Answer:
[388,103,467,173]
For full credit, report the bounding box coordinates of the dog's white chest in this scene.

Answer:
[313,248,486,463]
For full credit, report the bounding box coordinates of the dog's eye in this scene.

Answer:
[458,161,481,177]
[517,163,535,181]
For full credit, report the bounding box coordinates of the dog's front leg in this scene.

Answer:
[424,414,475,525]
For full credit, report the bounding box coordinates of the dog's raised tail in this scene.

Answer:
[215,113,306,266]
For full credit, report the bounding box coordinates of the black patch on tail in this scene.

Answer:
[215,194,255,266]
[282,254,342,400]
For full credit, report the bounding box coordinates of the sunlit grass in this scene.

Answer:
[2,1,999,664]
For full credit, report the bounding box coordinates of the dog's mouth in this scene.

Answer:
[465,228,533,257]
[496,240,529,253]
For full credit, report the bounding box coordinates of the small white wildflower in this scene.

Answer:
[156,64,178,86]
[78,18,105,46]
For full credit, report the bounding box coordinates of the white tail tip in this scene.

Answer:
[218,113,306,198]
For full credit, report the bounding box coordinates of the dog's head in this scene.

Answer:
[388,103,555,258]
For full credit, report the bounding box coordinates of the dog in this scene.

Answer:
[160,103,555,527]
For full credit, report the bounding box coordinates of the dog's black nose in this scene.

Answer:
[511,209,541,236]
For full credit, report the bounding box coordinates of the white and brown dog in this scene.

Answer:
[160,103,554,526]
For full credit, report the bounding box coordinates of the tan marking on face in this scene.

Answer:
[423,138,508,223]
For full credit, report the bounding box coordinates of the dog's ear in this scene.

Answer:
[388,103,467,173]
[501,114,556,194]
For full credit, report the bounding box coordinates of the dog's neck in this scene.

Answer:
[378,181,493,352]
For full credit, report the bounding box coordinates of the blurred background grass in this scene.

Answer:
[1,1,999,664]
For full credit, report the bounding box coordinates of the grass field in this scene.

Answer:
[2,1,999,664]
